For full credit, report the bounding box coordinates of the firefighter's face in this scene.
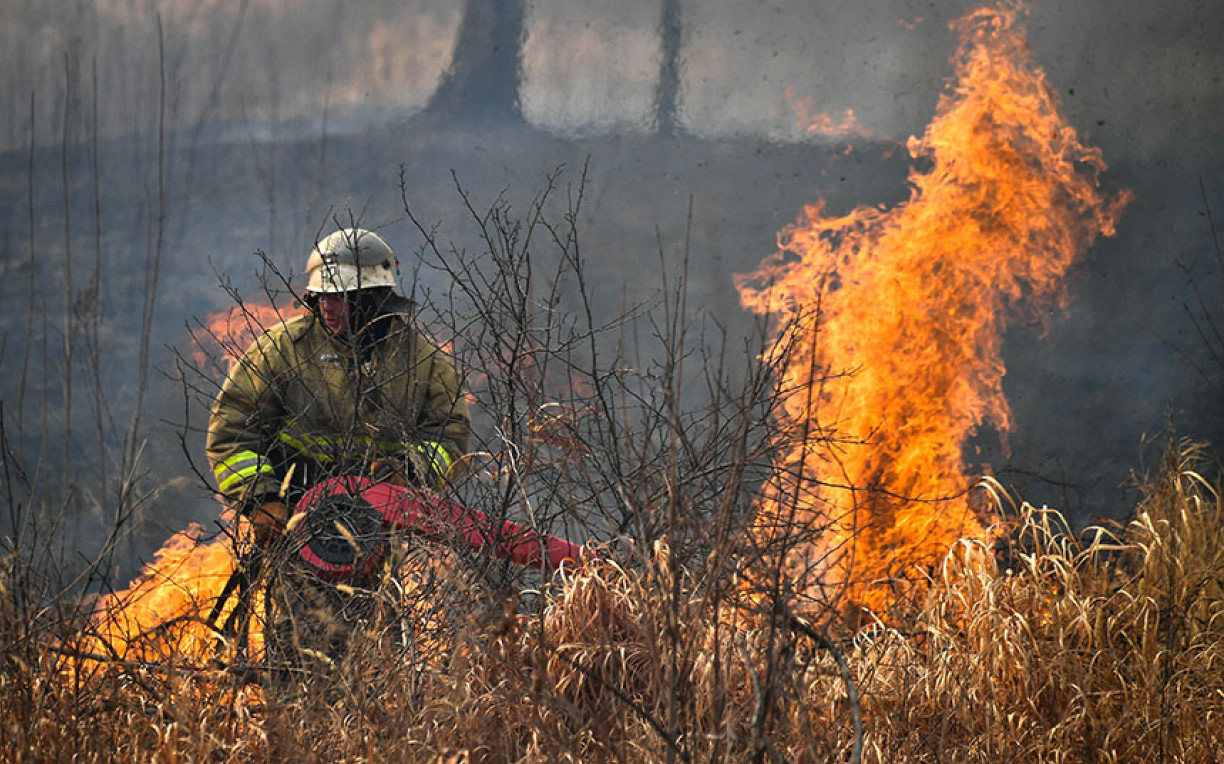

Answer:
[316,292,351,336]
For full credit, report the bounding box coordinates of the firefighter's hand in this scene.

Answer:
[369,457,409,487]
[251,500,289,547]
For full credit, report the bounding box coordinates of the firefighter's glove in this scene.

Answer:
[369,457,409,487]
[251,500,289,548]
[408,440,454,488]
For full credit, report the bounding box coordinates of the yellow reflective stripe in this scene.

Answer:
[414,440,453,478]
[214,451,264,479]
[278,430,405,463]
[214,451,274,493]
[278,431,334,463]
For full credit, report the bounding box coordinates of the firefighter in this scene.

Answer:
[205,227,472,675]
[206,227,471,549]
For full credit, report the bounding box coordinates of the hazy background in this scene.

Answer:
[1,0,1221,570]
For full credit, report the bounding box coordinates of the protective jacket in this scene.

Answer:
[206,301,470,508]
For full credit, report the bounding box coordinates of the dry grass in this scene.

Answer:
[3,441,1224,763]
[853,442,1224,762]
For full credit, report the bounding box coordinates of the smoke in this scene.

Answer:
[0,0,463,150]
[4,1,1221,151]
[1,0,1222,577]
[521,0,664,135]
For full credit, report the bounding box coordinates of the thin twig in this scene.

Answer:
[786,610,863,764]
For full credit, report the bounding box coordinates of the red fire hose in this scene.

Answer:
[290,476,587,581]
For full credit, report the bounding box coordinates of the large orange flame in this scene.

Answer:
[736,2,1129,616]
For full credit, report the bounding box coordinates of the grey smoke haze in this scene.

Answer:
[5,0,1219,154]
[1,0,1222,571]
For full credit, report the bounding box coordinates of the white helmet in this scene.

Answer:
[305,228,398,293]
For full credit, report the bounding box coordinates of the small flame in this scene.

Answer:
[736,2,1129,615]
[69,297,308,679]
[75,518,263,669]
[191,298,306,376]
[785,86,874,140]
[74,514,446,680]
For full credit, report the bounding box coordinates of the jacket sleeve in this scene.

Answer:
[410,340,472,486]
[206,332,286,506]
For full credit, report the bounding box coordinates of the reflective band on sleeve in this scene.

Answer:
[214,450,275,493]
[414,440,453,479]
